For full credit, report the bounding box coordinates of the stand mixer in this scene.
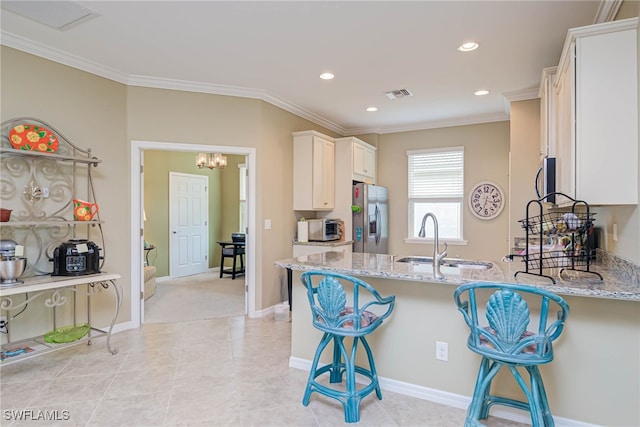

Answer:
[0,240,27,286]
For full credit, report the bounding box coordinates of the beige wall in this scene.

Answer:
[1,47,130,332]
[259,102,342,304]
[376,122,511,262]
[508,99,542,247]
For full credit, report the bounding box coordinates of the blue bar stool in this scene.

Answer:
[453,282,569,426]
[300,271,395,423]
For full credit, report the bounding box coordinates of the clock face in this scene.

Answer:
[469,182,505,219]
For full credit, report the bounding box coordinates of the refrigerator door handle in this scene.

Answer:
[375,203,381,244]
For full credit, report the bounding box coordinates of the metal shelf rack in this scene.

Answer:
[514,192,603,284]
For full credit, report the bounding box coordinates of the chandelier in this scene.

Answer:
[196,152,227,169]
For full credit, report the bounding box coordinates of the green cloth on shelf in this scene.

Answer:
[44,323,90,343]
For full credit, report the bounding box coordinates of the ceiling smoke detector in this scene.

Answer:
[385,89,413,100]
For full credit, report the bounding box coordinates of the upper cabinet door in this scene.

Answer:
[539,67,557,160]
[293,131,335,211]
[575,27,637,205]
[312,136,335,210]
[351,139,376,184]
[552,18,638,205]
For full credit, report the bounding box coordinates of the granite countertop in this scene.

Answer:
[275,251,640,302]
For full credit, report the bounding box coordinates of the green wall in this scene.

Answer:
[143,150,243,277]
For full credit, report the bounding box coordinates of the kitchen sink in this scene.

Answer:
[395,256,493,270]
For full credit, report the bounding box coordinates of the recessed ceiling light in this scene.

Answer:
[475,90,490,96]
[366,107,378,112]
[458,42,479,52]
[319,72,335,80]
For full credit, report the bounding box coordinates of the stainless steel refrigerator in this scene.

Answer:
[352,183,388,254]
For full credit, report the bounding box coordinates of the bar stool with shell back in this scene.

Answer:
[453,282,570,426]
[300,271,395,423]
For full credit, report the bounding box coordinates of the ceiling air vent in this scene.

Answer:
[1,1,98,31]
[385,89,413,100]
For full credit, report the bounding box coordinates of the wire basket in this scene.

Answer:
[523,249,597,270]
[518,212,596,234]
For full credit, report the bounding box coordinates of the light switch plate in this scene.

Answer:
[265,219,272,230]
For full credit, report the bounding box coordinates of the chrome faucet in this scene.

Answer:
[418,212,448,279]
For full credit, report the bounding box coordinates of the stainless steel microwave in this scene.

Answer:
[307,219,341,241]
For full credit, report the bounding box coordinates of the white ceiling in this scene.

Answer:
[1,1,611,135]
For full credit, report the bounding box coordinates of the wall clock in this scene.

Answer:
[468,181,505,220]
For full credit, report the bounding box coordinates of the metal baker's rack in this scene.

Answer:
[514,192,602,284]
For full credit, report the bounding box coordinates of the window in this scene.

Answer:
[239,164,247,233]
[408,147,464,240]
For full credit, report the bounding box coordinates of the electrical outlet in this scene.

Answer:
[436,341,448,361]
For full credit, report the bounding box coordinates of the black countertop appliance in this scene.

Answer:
[51,239,101,276]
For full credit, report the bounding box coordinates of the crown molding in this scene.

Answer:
[126,75,346,135]
[538,66,558,98]
[503,87,540,103]
[352,111,510,135]
[556,17,638,86]
[593,0,622,24]
[1,31,129,83]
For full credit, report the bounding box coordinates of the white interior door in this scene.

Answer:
[170,172,208,278]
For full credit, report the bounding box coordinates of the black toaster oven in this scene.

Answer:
[51,239,101,276]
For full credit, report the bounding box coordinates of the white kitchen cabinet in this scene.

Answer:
[538,66,557,159]
[336,137,376,184]
[334,137,377,241]
[553,18,638,205]
[554,55,575,200]
[293,131,335,211]
[352,139,376,183]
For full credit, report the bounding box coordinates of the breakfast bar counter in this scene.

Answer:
[275,250,640,302]
[276,251,640,426]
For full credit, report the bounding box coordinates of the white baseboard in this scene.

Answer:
[110,320,136,334]
[288,357,602,427]
[251,301,290,319]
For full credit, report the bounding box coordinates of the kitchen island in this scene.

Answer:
[276,251,640,426]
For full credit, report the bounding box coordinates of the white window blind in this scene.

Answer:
[407,147,464,240]
[408,148,464,198]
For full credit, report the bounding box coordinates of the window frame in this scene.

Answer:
[238,163,247,233]
[405,146,467,245]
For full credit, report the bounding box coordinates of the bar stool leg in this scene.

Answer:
[219,251,224,278]
[231,250,237,279]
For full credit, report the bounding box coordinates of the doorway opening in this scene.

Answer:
[130,141,257,327]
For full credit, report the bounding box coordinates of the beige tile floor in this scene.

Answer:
[0,316,527,426]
